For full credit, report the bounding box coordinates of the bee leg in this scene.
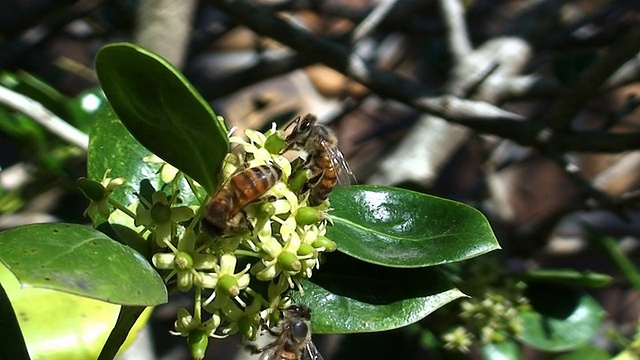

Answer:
[304,170,324,192]
[226,212,251,233]
[265,326,283,337]
[242,210,254,233]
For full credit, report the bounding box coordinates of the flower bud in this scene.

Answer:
[312,236,337,252]
[217,274,240,297]
[297,243,317,257]
[259,202,276,218]
[187,329,208,360]
[295,207,323,225]
[278,251,301,272]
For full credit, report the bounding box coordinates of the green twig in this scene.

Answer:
[97,306,146,360]
[588,228,640,291]
[108,198,137,219]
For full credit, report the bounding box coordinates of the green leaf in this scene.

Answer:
[95,42,229,194]
[0,264,150,360]
[87,104,203,208]
[66,87,106,133]
[517,269,613,288]
[553,345,610,360]
[481,340,522,360]
[327,185,500,267]
[517,284,603,352]
[0,223,167,306]
[0,278,30,360]
[292,252,466,333]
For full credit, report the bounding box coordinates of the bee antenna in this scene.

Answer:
[284,116,302,132]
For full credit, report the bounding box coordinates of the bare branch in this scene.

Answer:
[604,52,640,90]
[369,37,531,185]
[537,24,640,132]
[437,0,471,61]
[205,0,522,123]
[351,0,400,44]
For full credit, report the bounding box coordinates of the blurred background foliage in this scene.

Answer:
[2,0,640,359]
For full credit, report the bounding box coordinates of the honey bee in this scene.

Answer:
[284,114,355,206]
[247,305,324,360]
[201,164,282,235]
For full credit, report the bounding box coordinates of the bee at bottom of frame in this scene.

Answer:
[246,305,324,360]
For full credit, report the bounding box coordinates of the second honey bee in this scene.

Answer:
[201,164,281,235]
[247,305,324,360]
[284,114,355,206]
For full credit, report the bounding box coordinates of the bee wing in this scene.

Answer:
[322,139,356,186]
[301,340,324,360]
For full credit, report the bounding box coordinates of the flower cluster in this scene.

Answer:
[442,285,529,352]
[80,123,337,355]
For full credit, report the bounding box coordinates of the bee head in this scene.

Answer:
[285,304,312,320]
[284,114,316,149]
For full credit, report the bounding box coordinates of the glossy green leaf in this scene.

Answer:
[95,42,229,194]
[87,106,205,221]
[292,252,466,333]
[87,103,160,207]
[0,223,167,306]
[327,185,500,267]
[481,340,522,360]
[1,264,150,360]
[517,284,603,352]
[87,104,203,209]
[517,269,612,288]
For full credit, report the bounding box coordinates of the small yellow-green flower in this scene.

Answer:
[157,124,339,351]
[442,326,473,353]
[152,228,216,292]
[217,296,262,342]
[77,171,125,221]
[136,191,194,247]
[171,307,221,339]
[203,254,251,309]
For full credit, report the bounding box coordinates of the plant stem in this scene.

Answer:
[108,198,137,219]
